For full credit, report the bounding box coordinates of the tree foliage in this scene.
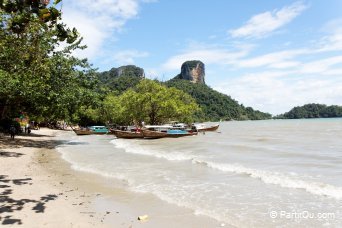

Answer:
[0,0,100,125]
[96,65,144,94]
[165,79,272,121]
[277,103,342,119]
[102,79,199,125]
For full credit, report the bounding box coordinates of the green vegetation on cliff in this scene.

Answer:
[97,65,144,93]
[277,104,342,119]
[165,79,272,121]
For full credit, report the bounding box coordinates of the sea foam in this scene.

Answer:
[110,139,194,161]
[192,159,342,200]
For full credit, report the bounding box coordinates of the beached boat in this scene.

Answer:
[73,129,93,135]
[166,129,198,137]
[195,124,219,132]
[142,128,197,139]
[111,129,144,139]
[88,126,109,134]
[72,126,109,135]
[141,129,168,139]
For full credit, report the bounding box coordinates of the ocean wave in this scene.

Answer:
[131,185,238,227]
[110,139,194,161]
[192,159,342,200]
[57,156,133,187]
[70,164,133,185]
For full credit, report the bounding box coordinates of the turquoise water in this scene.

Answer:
[56,119,342,227]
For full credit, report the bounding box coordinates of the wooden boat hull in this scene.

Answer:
[73,129,93,135]
[91,131,108,135]
[111,130,144,139]
[142,129,197,139]
[73,129,109,135]
[166,132,197,137]
[142,129,167,139]
[197,124,219,132]
[166,130,198,137]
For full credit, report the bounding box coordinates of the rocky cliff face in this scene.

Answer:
[100,65,145,81]
[116,65,145,78]
[178,60,205,84]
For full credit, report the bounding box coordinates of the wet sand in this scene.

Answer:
[0,128,223,227]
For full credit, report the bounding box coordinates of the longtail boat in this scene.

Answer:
[111,129,144,139]
[72,126,109,135]
[72,129,93,135]
[141,129,167,139]
[142,129,197,139]
[166,129,198,137]
[195,124,219,132]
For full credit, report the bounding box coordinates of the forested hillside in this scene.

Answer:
[97,65,144,93]
[277,104,342,119]
[96,68,272,121]
[165,79,271,121]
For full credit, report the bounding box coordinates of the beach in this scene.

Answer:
[0,128,221,227]
[1,120,341,227]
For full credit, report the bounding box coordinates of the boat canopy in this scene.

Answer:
[145,125,173,129]
[89,126,107,129]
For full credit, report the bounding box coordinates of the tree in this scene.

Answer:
[0,0,100,125]
[0,0,77,43]
[102,79,200,125]
[278,103,342,119]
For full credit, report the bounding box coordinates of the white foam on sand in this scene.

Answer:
[192,159,342,200]
[110,139,194,161]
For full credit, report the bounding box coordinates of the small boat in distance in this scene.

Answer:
[166,129,198,137]
[72,126,109,135]
[194,123,219,132]
[88,126,109,134]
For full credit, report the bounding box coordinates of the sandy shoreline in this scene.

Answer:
[0,128,223,227]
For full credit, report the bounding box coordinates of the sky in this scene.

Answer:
[61,0,342,115]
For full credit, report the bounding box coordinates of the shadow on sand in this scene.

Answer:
[0,135,67,150]
[0,152,24,158]
[0,175,58,225]
[0,131,65,225]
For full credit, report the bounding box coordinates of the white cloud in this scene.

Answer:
[144,68,161,79]
[112,50,149,65]
[317,18,342,52]
[62,0,145,59]
[71,0,139,24]
[162,46,251,71]
[233,49,307,68]
[229,1,308,38]
[299,56,342,74]
[214,71,342,115]
[62,9,108,59]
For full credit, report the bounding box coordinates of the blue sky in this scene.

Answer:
[62,0,342,114]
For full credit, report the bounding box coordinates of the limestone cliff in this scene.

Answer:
[99,65,145,83]
[176,60,205,84]
[116,65,145,78]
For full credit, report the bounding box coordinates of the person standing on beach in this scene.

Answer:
[9,125,16,139]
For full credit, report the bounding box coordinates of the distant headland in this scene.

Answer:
[275,103,342,119]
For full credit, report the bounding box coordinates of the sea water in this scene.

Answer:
[56,119,342,227]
